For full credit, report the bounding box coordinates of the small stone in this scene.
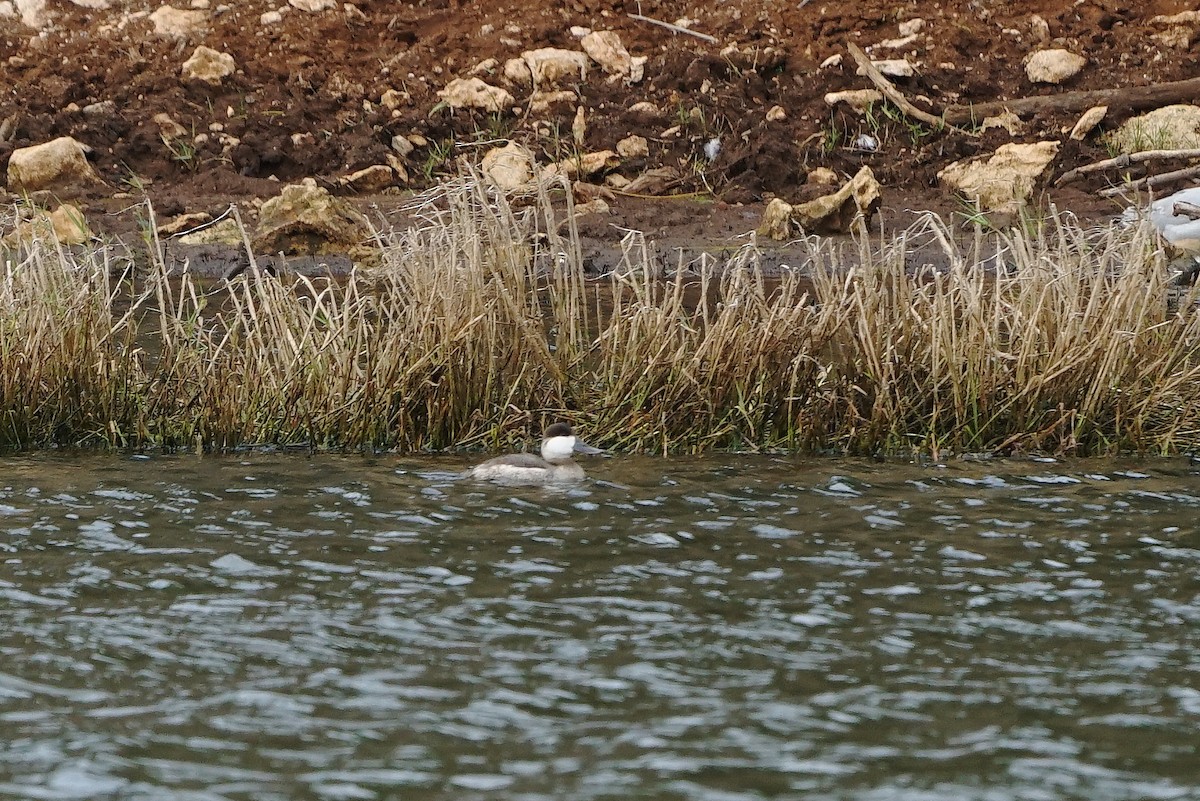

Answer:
[616,134,648,159]
[82,100,116,116]
[766,105,786,122]
[824,89,882,112]
[528,90,576,114]
[898,18,924,37]
[806,167,838,186]
[3,203,92,246]
[938,141,1059,214]
[253,178,374,257]
[981,110,1025,136]
[757,197,794,240]
[157,211,212,236]
[576,150,619,176]
[503,57,532,87]
[572,106,586,146]
[1029,14,1050,42]
[380,89,410,110]
[288,0,334,11]
[627,101,660,117]
[181,45,235,85]
[820,53,843,69]
[7,136,102,193]
[153,112,188,141]
[580,30,631,76]
[857,59,914,78]
[390,135,414,157]
[1025,48,1086,84]
[470,58,498,76]
[149,5,207,37]
[522,47,589,85]
[481,141,533,192]
[436,77,514,114]
[338,164,395,193]
[791,165,882,234]
[260,9,282,24]
[1069,105,1108,141]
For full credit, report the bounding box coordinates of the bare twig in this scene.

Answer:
[1099,164,1200,197]
[1055,148,1200,186]
[845,43,967,135]
[628,12,717,44]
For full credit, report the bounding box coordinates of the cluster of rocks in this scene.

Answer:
[6,0,1200,256]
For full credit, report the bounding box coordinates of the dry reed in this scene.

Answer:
[3,186,1200,456]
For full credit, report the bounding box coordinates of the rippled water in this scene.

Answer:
[1,452,1198,801]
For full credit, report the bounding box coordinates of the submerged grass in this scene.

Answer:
[3,183,1200,456]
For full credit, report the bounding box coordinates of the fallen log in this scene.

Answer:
[944,76,1200,126]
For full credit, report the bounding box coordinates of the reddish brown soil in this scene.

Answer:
[1,0,1197,253]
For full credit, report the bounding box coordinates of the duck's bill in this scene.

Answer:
[573,440,604,455]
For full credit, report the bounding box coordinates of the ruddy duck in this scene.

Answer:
[469,422,603,485]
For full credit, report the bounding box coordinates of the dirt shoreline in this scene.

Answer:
[2,0,1194,266]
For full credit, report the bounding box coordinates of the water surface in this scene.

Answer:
[1,453,1198,800]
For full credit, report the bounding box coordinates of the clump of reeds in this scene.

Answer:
[3,185,1200,456]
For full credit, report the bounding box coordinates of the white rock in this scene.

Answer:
[503,57,532,87]
[181,45,235,85]
[1110,105,1200,153]
[824,89,882,112]
[149,5,206,37]
[470,58,498,76]
[1029,14,1050,42]
[580,30,631,76]
[3,203,91,246]
[522,47,588,85]
[617,134,648,159]
[7,137,102,193]
[820,53,843,69]
[757,197,794,241]
[582,150,619,175]
[0,1,14,18]
[627,101,660,117]
[1025,48,1086,84]
[938,141,1059,214]
[436,77,514,114]
[1069,105,1107,141]
[898,18,924,36]
[766,105,786,122]
[628,55,647,84]
[153,112,188,141]
[481,141,533,192]
[68,0,108,7]
[528,89,576,114]
[380,89,409,110]
[14,0,50,27]
[260,9,282,24]
[253,179,373,256]
[791,165,881,233]
[288,0,334,11]
[806,167,839,186]
[857,59,914,78]
[338,164,395,193]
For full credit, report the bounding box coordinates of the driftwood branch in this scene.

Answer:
[1098,164,1200,198]
[944,76,1200,126]
[627,12,717,44]
[845,43,966,135]
[1055,148,1200,186]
